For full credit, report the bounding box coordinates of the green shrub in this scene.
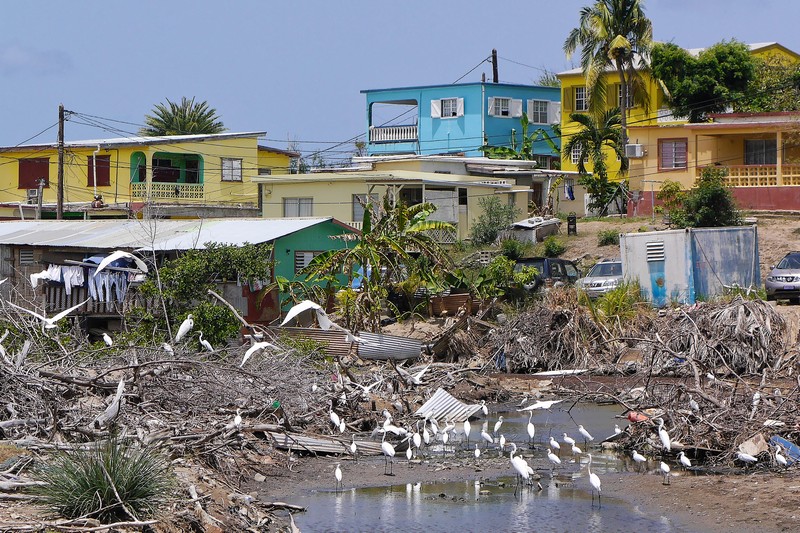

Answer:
[597,229,620,246]
[33,439,175,523]
[594,281,644,323]
[542,236,566,257]
[469,196,520,245]
[500,238,531,260]
[513,265,539,287]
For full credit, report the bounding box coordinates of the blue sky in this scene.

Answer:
[1,0,798,165]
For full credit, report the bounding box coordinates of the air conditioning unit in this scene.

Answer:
[625,144,645,158]
[26,189,39,204]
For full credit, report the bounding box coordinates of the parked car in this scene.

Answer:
[514,257,581,291]
[765,251,800,303]
[576,259,624,298]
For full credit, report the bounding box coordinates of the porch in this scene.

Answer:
[131,182,205,200]
[368,125,418,143]
[696,164,800,187]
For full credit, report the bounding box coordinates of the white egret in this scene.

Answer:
[775,447,788,468]
[94,250,148,275]
[350,435,358,461]
[660,461,671,484]
[463,419,471,446]
[334,463,343,492]
[280,300,333,329]
[329,407,341,433]
[162,342,174,356]
[509,443,530,496]
[480,400,489,416]
[678,451,692,469]
[549,436,561,451]
[587,453,602,507]
[233,409,242,429]
[198,332,213,352]
[8,298,90,330]
[752,391,761,408]
[571,444,583,456]
[240,341,276,367]
[499,434,506,452]
[396,363,432,386]
[737,451,758,464]
[480,428,493,449]
[474,443,481,459]
[578,425,594,444]
[563,433,576,447]
[338,418,346,434]
[92,377,125,429]
[493,416,504,435]
[422,422,431,446]
[614,424,622,435]
[526,412,536,446]
[102,332,113,347]
[381,432,396,475]
[350,377,384,400]
[632,450,647,473]
[656,418,671,451]
[547,447,561,473]
[175,314,194,342]
[406,443,413,462]
[517,399,563,412]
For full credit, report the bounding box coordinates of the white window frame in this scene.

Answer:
[283,197,313,217]
[617,85,634,109]
[575,86,588,112]
[221,158,243,182]
[571,142,583,165]
[528,100,549,124]
[441,98,458,118]
[492,97,511,117]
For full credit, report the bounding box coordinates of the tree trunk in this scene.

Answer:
[616,60,629,146]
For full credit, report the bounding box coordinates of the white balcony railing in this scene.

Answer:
[131,182,205,200]
[369,125,418,143]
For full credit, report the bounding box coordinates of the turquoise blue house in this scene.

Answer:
[362,82,561,161]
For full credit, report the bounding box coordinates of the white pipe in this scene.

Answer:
[92,144,101,198]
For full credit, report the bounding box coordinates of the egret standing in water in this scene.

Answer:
[578,425,594,445]
[509,443,530,497]
[587,453,602,507]
[549,435,561,451]
[334,463,343,492]
[381,432,396,475]
[526,412,536,447]
[463,419,471,447]
[547,447,561,475]
[493,416,504,436]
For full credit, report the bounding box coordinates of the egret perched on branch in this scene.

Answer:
[198,332,213,352]
[175,314,194,342]
[93,250,148,276]
[656,418,671,451]
[240,341,276,367]
[102,333,113,347]
[586,453,602,507]
[9,298,90,329]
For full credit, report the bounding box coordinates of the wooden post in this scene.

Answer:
[491,49,498,83]
[57,104,65,219]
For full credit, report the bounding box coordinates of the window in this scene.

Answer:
[533,155,550,169]
[87,155,111,187]
[575,86,588,111]
[617,85,634,109]
[19,249,34,264]
[528,100,549,123]
[492,97,511,116]
[352,193,378,222]
[571,142,583,165]
[458,187,468,206]
[283,197,313,217]
[441,98,458,118]
[258,168,272,175]
[221,158,242,181]
[745,139,777,165]
[18,158,49,189]
[294,251,321,273]
[659,139,688,170]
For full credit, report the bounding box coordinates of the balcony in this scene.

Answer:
[697,165,800,187]
[369,125,418,143]
[131,182,205,200]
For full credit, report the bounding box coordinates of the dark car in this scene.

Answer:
[514,257,581,291]
[765,251,800,303]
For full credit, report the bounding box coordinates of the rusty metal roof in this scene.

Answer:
[0,218,337,251]
[414,388,484,423]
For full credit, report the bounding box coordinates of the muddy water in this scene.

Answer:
[292,404,691,532]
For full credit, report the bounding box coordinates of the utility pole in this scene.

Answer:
[57,104,65,220]
[491,49,498,83]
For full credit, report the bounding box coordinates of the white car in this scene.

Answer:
[576,260,623,298]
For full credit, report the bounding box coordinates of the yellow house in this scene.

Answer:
[558,42,800,181]
[254,169,530,243]
[0,132,301,219]
[626,112,800,215]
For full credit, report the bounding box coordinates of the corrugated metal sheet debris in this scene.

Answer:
[414,388,484,423]
[271,327,421,361]
[260,428,383,456]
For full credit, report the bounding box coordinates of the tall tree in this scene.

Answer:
[562,108,628,215]
[140,97,225,136]
[564,0,653,144]
[651,40,755,122]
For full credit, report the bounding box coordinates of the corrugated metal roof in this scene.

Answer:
[271,327,421,361]
[414,388,484,423]
[0,218,336,251]
[1,131,266,151]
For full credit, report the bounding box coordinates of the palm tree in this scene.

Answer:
[140,97,225,136]
[562,108,628,215]
[303,193,454,332]
[564,0,653,144]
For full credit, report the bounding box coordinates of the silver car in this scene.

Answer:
[765,252,800,303]
[576,259,623,298]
